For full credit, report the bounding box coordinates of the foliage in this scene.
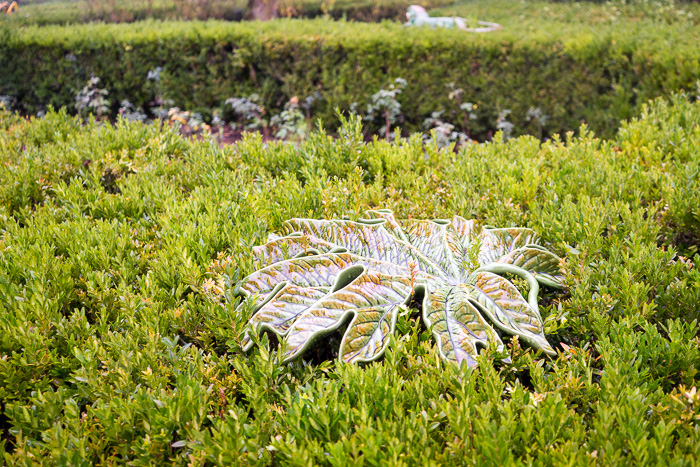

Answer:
[496,110,514,140]
[230,210,563,366]
[118,100,147,122]
[165,108,210,134]
[0,93,699,464]
[526,107,548,140]
[0,0,455,26]
[2,1,700,140]
[363,78,407,141]
[269,96,307,140]
[423,111,470,148]
[74,76,110,119]
[225,94,266,132]
[475,0,700,24]
[541,0,698,22]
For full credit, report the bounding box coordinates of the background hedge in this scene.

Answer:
[3,0,456,26]
[2,5,700,139]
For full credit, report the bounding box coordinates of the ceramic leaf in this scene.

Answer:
[421,283,504,366]
[282,217,446,278]
[495,246,564,288]
[252,233,337,267]
[231,209,564,366]
[478,226,540,265]
[241,284,330,351]
[400,219,465,280]
[283,268,413,363]
[466,270,555,356]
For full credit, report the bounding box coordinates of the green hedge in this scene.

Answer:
[3,0,455,26]
[1,12,700,139]
[0,92,699,464]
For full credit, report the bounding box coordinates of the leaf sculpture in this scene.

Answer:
[233,209,564,366]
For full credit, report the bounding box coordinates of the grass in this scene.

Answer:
[0,89,698,463]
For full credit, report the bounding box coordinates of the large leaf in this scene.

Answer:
[363,209,408,242]
[401,219,463,281]
[449,216,482,284]
[449,216,479,246]
[478,226,539,266]
[231,209,564,365]
[282,268,413,364]
[466,271,555,356]
[422,283,503,367]
[282,218,449,278]
[252,233,337,268]
[235,252,410,303]
[495,246,564,288]
[241,284,330,351]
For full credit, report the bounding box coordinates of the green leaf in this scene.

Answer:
[252,233,336,268]
[495,246,565,288]
[448,216,480,257]
[362,208,408,242]
[422,283,503,367]
[478,226,540,266]
[236,253,358,301]
[242,284,330,351]
[282,268,413,364]
[236,252,410,303]
[466,271,555,356]
[234,210,563,364]
[283,217,447,278]
[401,219,464,280]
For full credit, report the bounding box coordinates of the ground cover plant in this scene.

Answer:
[3,0,700,141]
[0,89,699,464]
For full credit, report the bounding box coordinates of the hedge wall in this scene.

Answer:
[3,0,455,27]
[1,17,700,139]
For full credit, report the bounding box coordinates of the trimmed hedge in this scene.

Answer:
[1,9,700,139]
[0,92,699,464]
[2,0,455,26]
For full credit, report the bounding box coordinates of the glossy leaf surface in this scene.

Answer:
[233,210,564,366]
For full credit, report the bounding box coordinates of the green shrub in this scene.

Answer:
[0,92,699,464]
[2,0,454,26]
[2,4,700,140]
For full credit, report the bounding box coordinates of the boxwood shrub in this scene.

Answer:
[1,0,456,26]
[1,11,700,139]
[0,91,698,464]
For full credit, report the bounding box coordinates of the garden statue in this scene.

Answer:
[404,5,502,33]
[226,209,563,367]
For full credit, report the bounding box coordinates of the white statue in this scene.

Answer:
[405,5,502,33]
